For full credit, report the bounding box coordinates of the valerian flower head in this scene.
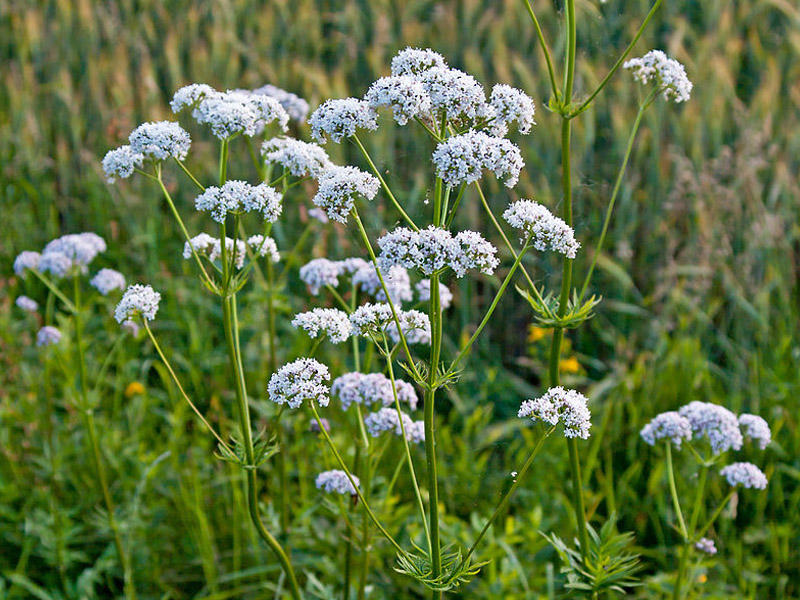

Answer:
[413,226,460,275]
[364,407,425,443]
[313,166,380,223]
[489,84,536,136]
[299,258,343,295]
[695,538,717,555]
[387,310,432,346]
[309,98,378,143]
[623,50,693,103]
[719,462,768,490]
[15,296,38,313]
[195,180,282,223]
[679,401,743,454]
[291,308,353,344]
[128,121,191,161]
[518,386,592,439]
[503,199,580,258]
[352,263,413,304]
[738,414,771,450]
[38,252,73,278]
[173,86,289,138]
[13,251,41,275]
[261,137,332,177]
[268,358,331,409]
[640,411,693,448]
[332,372,419,410]
[246,235,280,263]
[452,230,499,277]
[365,75,432,125]
[90,268,126,296]
[102,145,144,182]
[38,233,107,277]
[419,67,489,124]
[115,284,161,323]
[432,130,523,188]
[349,302,394,337]
[36,326,62,347]
[415,279,453,309]
[252,83,310,122]
[316,469,359,495]
[390,47,448,77]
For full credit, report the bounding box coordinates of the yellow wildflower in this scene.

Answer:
[125,382,145,397]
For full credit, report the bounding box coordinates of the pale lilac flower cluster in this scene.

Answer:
[252,83,310,122]
[719,462,768,489]
[299,258,345,294]
[489,84,536,136]
[365,76,432,125]
[90,268,126,295]
[640,411,693,448]
[378,226,498,277]
[13,251,41,275]
[102,145,144,182]
[171,85,289,138]
[36,326,62,347]
[268,358,330,409]
[194,180,282,223]
[312,166,380,223]
[28,233,107,278]
[331,372,418,410]
[352,263,413,304]
[15,296,38,313]
[695,538,717,555]
[390,48,447,77]
[128,121,191,161]
[738,414,771,450]
[316,470,359,495]
[246,235,280,263]
[261,137,332,177]
[364,407,425,443]
[679,401,743,454]
[518,386,592,439]
[503,200,580,258]
[349,302,394,337]
[184,234,245,268]
[291,308,353,344]
[415,279,453,309]
[432,130,524,188]
[623,50,693,103]
[309,98,378,143]
[386,310,432,346]
[114,284,161,323]
[308,207,329,223]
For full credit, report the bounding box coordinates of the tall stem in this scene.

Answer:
[665,443,688,539]
[673,465,708,600]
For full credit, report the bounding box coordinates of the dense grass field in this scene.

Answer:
[2,0,799,598]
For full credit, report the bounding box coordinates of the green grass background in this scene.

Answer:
[1,0,799,597]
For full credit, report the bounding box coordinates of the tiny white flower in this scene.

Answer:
[390,47,448,77]
[679,401,742,454]
[432,130,523,188]
[364,407,424,443]
[261,137,332,177]
[316,469,359,495]
[268,358,331,409]
[291,308,353,344]
[719,462,767,490]
[419,67,489,124]
[176,87,289,139]
[518,387,592,439]
[15,296,38,313]
[195,180,282,223]
[299,258,343,295]
[114,284,161,323]
[246,235,280,263]
[503,199,580,258]
[738,414,771,450]
[309,98,378,143]
[102,145,144,182]
[623,50,693,103]
[489,84,536,136]
[36,326,62,347]
[252,84,310,122]
[640,411,693,448]
[387,310,432,346]
[129,121,191,161]
[415,279,453,309]
[312,166,379,223]
[90,268,126,295]
[365,75,432,125]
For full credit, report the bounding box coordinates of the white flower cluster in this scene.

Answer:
[36,326,62,347]
[364,407,425,443]
[102,145,144,182]
[349,302,394,337]
[432,130,524,188]
[489,84,536,136]
[503,199,580,258]
[114,284,161,323]
[171,84,289,138]
[679,401,743,454]
[419,67,491,124]
[183,233,278,268]
[386,310,432,346]
[332,372,418,410]
[299,258,345,295]
[695,538,717,555]
[13,251,41,275]
[352,263,413,304]
[252,83,310,122]
[719,462,768,490]
[623,50,693,103]
[640,411,693,448]
[309,98,378,143]
[312,166,380,223]
[518,386,592,439]
[247,235,280,263]
[415,279,453,309]
[391,48,448,77]
[378,226,498,277]
[738,414,771,450]
[348,302,430,345]
[23,233,108,278]
[16,296,38,313]
[261,137,332,177]
[365,76,432,125]
[128,121,191,161]
[268,358,330,409]
[291,308,353,344]
[90,268,126,295]
[316,469,359,495]
[194,180,282,223]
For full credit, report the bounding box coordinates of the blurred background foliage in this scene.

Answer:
[1,0,799,598]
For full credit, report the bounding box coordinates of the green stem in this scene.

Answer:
[173,157,205,191]
[695,490,735,540]
[522,0,560,100]
[665,443,688,540]
[352,134,418,231]
[673,465,708,600]
[29,269,75,312]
